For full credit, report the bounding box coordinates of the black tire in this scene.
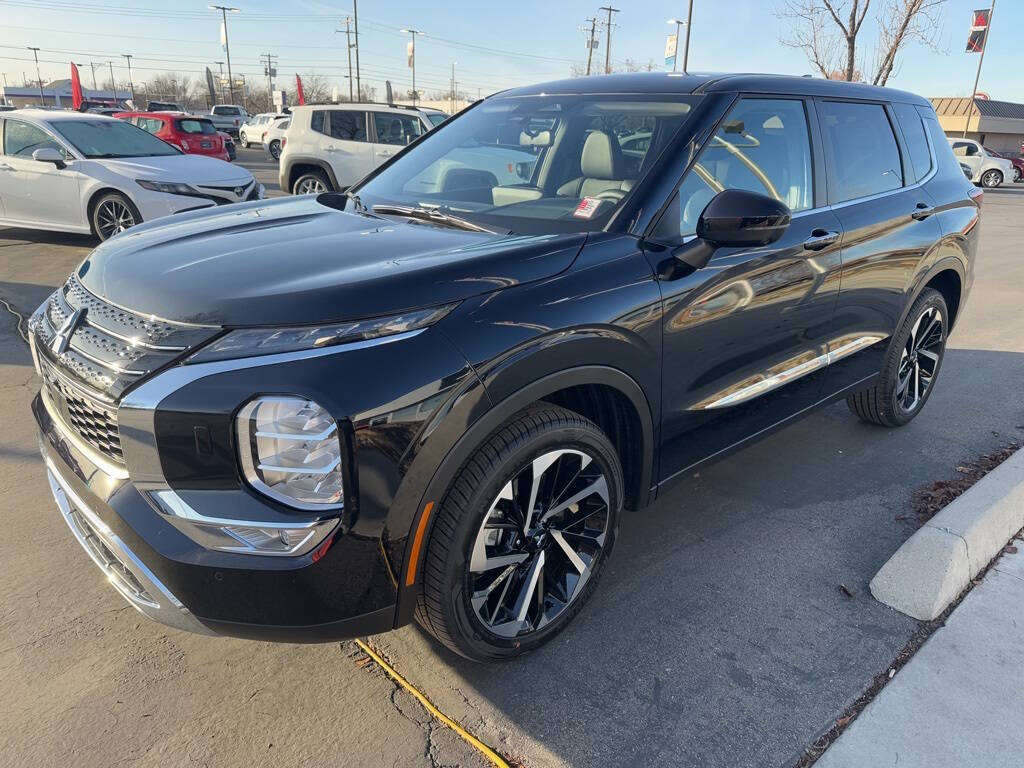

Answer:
[415,404,623,662]
[1013,166,1022,184]
[90,192,142,241]
[981,169,1003,188]
[269,140,281,161]
[847,288,948,427]
[292,170,331,195]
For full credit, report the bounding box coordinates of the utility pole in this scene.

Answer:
[450,61,456,114]
[1,73,8,90]
[210,5,239,103]
[214,61,226,103]
[682,0,693,73]
[584,17,597,76]
[27,46,44,104]
[89,62,97,90]
[261,52,277,109]
[121,53,135,102]
[401,28,425,106]
[965,0,996,138]
[108,60,116,99]
[353,0,362,101]
[599,6,619,75]
[339,17,354,101]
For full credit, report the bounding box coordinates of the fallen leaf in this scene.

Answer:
[1004,545,1018,554]
[839,584,854,598]
[836,716,851,727]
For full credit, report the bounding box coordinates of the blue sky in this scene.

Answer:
[1,0,1021,102]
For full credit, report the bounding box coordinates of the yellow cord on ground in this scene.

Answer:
[354,639,511,768]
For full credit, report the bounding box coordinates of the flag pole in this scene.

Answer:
[964,0,995,139]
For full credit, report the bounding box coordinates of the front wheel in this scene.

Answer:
[268,140,281,160]
[847,288,948,428]
[292,170,331,195]
[91,192,141,241]
[981,169,1003,188]
[415,404,623,662]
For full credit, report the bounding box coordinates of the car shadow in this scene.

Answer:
[0,227,98,247]
[373,347,1024,768]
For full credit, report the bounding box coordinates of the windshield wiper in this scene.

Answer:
[371,204,496,233]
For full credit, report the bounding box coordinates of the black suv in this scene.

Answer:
[31,73,978,661]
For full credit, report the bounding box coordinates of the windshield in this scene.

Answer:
[54,119,181,158]
[354,94,699,234]
[426,112,448,127]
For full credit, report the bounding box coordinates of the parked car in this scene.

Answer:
[207,104,249,137]
[279,103,432,193]
[239,112,283,148]
[420,107,450,127]
[220,131,237,161]
[261,115,290,160]
[29,73,978,662]
[146,100,186,113]
[115,111,230,162]
[0,109,262,240]
[949,138,1013,187]
[983,147,1024,183]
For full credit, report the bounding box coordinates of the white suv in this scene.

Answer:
[240,112,283,148]
[279,104,432,194]
[949,138,1013,188]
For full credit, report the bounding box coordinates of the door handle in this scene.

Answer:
[803,229,840,251]
[379,150,393,157]
[911,202,935,220]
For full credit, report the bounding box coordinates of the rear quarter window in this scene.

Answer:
[892,102,932,184]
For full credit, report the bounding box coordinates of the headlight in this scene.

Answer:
[136,179,196,195]
[188,303,456,364]
[237,397,344,510]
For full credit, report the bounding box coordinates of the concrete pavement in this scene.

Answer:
[816,545,1024,768]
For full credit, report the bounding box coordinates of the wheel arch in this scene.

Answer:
[86,186,141,236]
[283,156,339,192]
[389,363,657,628]
[904,253,967,332]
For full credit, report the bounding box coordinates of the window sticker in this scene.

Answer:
[573,197,606,219]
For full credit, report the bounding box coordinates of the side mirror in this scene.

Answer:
[32,147,66,169]
[662,189,791,277]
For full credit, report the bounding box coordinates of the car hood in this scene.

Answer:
[77,195,586,326]
[94,153,251,184]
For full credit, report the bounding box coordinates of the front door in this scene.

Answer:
[0,118,82,229]
[370,112,427,166]
[654,97,844,483]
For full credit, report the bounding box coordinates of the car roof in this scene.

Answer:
[4,109,121,122]
[116,111,211,118]
[498,71,931,106]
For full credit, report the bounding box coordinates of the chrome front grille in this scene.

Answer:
[30,273,220,465]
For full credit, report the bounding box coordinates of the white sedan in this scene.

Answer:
[0,109,263,240]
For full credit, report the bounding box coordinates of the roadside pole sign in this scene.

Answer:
[664,34,677,68]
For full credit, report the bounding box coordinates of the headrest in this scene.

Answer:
[581,130,623,180]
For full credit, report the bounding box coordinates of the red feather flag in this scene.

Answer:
[296,74,306,106]
[70,62,84,111]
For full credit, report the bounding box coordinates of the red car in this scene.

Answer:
[114,111,230,162]
[985,147,1024,183]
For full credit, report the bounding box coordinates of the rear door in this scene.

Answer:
[656,95,845,480]
[370,111,428,165]
[323,109,373,186]
[816,99,944,394]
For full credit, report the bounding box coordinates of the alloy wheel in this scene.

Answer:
[467,448,610,638]
[895,305,943,413]
[295,177,327,194]
[982,170,1002,188]
[96,199,137,239]
[269,141,281,160]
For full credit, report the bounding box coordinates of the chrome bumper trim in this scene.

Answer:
[44,458,217,636]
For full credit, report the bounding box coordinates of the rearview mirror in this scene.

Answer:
[32,147,66,169]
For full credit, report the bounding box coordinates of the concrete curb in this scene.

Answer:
[870,447,1024,620]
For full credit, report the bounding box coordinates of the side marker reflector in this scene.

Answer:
[405,501,435,587]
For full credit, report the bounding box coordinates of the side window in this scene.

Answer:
[893,102,932,184]
[328,111,367,142]
[311,110,327,135]
[374,113,425,146]
[2,119,65,158]
[922,116,967,180]
[819,100,902,202]
[669,98,814,237]
[952,141,979,157]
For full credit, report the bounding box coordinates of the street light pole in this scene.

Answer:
[401,29,424,106]
[121,54,135,102]
[214,61,226,103]
[27,46,44,105]
[682,0,693,73]
[210,5,239,103]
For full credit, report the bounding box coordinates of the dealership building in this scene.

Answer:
[0,82,130,109]
[931,97,1024,154]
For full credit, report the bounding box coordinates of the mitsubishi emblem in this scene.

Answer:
[51,308,85,356]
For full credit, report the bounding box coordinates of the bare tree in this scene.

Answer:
[778,0,872,81]
[871,0,945,86]
[778,0,946,84]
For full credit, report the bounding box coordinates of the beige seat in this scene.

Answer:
[557,130,634,200]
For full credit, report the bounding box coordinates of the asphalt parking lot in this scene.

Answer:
[1,163,1022,767]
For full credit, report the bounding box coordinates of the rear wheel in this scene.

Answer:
[292,170,331,195]
[847,288,947,428]
[1013,166,1022,183]
[415,404,623,662]
[268,140,282,160]
[981,169,1003,188]
[91,192,141,241]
